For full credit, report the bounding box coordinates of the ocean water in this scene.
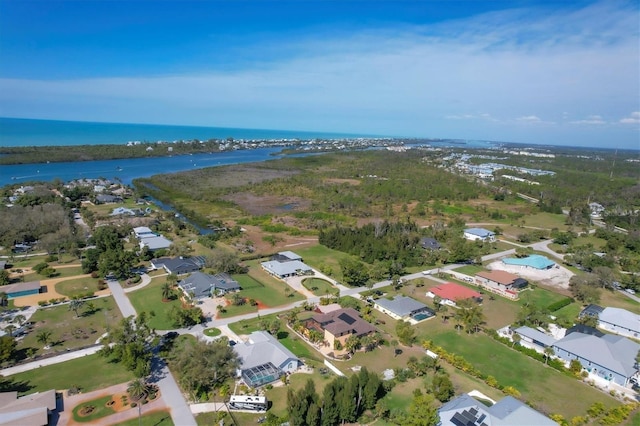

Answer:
[0,117,375,147]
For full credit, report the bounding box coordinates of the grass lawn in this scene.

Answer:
[383,377,423,412]
[128,280,182,330]
[570,235,608,250]
[18,296,123,357]
[217,301,257,318]
[302,277,335,296]
[552,302,582,324]
[429,330,618,418]
[295,245,354,281]
[114,410,174,426]
[196,411,231,426]
[235,269,303,307]
[520,212,569,230]
[9,353,134,395]
[453,265,485,276]
[72,395,116,422]
[55,276,104,297]
[203,328,221,337]
[278,331,321,362]
[22,266,85,282]
[228,312,281,335]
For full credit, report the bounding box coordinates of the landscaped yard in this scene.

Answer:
[114,410,174,426]
[128,279,182,330]
[72,395,116,422]
[22,265,85,282]
[8,353,134,395]
[302,277,335,296]
[55,276,105,297]
[18,296,123,357]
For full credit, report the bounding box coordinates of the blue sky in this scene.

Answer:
[0,0,638,149]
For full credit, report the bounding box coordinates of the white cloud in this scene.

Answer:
[619,111,640,124]
[0,1,637,148]
[570,115,607,125]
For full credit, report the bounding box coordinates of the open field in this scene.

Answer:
[18,296,123,357]
[241,264,304,306]
[294,245,355,282]
[8,353,135,395]
[114,410,174,426]
[428,330,618,418]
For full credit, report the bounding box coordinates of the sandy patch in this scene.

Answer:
[324,178,361,185]
[486,260,574,290]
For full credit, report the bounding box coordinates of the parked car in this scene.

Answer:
[626,288,636,295]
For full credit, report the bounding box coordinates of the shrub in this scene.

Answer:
[45,255,58,262]
[33,262,49,273]
[547,297,574,312]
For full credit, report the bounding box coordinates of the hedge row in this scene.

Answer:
[547,297,574,312]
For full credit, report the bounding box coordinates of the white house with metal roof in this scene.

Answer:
[139,235,173,251]
[463,228,496,242]
[597,307,640,339]
[233,331,302,388]
[512,326,557,353]
[261,259,313,279]
[552,332,640,386]
[438,393,557,426]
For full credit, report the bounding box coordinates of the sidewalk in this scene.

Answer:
[0,345,102,376]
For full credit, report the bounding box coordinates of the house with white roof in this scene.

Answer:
[0,389,57,426]
[133,226,156,239]
[438,393,557,426]
[261,260,313,278]
[139,235,172,251]
[233,331,302,387]
[463,228,496,242]
[597,307,640,339]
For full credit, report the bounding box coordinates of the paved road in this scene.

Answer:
[107,279,138,318]
[0,345,102,376]
[529,239,565,261]
[150,356,197,426]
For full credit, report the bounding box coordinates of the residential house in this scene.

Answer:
[271,251,303,262]
[95,194,121,204]
[1,281,41,299]
[463,228,496,242]
[233,331,302,387]
[373,295,435,323]
[597,307,640,339]
[427,282,483,307]
[589,202,605,217]
[438,393,557,426]
[261,259,313,279]
[306,307,376,355]
[512,326,557,352]
[578,304,604,319]
[177,271,240,299]
[552,332,640,386]
[139,235,173,252]
[133,226,156,239]
[0,389,57,426]
[475,270,528,297]
[420,237,442,250]
[150,256,205,275]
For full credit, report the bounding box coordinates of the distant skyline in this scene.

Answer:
[0,0,638,149]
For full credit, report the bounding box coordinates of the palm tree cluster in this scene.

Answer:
[453,299,485,334]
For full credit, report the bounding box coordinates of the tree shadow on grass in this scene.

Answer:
[0,377,33,393]
[277,331,289,339]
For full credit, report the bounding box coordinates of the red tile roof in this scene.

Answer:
[430,282,481,301]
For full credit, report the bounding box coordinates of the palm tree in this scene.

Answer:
[36,330,52,349]
[12,314,26,327]
[69,298,84,318]
[127,378,150,426]
[512,333,521,348]
[161,282,172,301]
[543,346,555,365]
[4,324,16,337]
[166,274,178,287]
[0,292,7,307]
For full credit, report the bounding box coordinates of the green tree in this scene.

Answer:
[36,329,52,348]
[396,320,416,346]
[405,392,439,426]
[161,282,173,301]
[0,335,16,363]
[512,333,521,347]
[68,297,84,318]
[100,314,154,378]
[544,346,555,365]
[0,292,7,307]
[432,373,454,402]
[0,270,10,286]
[127,378,150,426]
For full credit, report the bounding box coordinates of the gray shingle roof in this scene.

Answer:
[234,331,299,371]
[375,295,430,317]
[261,260,312,276]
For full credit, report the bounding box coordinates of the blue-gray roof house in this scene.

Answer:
[374,295,435,323]
[552,332,640,386]
[438,393,557,426]
[513,326,557,349]
[463,228,496,242]
[151,256,205,275]
[178,271,240,299]
[261,259,313,278]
